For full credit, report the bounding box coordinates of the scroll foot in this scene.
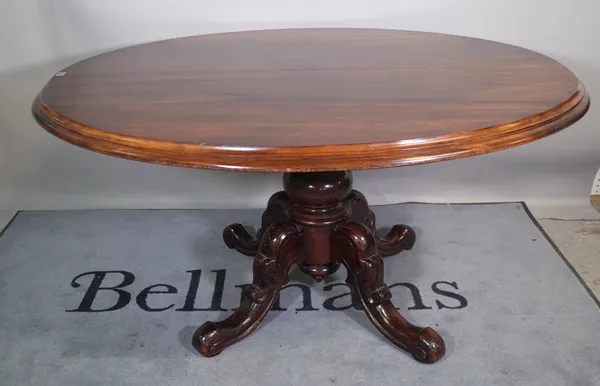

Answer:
[222,223,259,257]
[334,221,445,364]
[376,224,416,257]
[194,222,303,356]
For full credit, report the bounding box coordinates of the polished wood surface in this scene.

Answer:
[32,29,589,172]
[196,171,443,363]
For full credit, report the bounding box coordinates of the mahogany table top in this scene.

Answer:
[32,28,590,172]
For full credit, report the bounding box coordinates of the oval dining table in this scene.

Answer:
[32,28,590,364]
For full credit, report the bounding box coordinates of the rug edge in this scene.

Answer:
[521,202,600,309]
[0,211,20,239]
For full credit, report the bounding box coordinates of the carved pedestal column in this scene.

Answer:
[193,171,445,363]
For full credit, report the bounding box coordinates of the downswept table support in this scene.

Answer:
[195,171,445,364]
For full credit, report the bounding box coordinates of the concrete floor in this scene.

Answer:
[538,218,600,299]
[1,209,599,300]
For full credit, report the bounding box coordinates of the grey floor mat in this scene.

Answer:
[0,203,598,385]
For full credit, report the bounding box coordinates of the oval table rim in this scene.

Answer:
[32,83,590,172]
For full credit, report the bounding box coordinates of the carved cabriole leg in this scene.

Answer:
[223,191,291,256]
[347,190,416,257]
[334,221,446,364]
[193,221,303,357]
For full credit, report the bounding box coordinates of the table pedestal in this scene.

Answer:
[192,171,446,363]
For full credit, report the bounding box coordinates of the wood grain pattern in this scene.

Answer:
[32,28,590,172]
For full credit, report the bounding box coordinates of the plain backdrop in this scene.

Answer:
[1,0,598,219]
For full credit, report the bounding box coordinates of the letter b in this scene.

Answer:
[66,271,135,312]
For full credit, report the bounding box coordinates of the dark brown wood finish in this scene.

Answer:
[30,28,592,363]
[198,171,439,363]
[224,187,416,261]
[32,29,589,172]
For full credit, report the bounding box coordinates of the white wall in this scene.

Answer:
[1,0,599,218]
